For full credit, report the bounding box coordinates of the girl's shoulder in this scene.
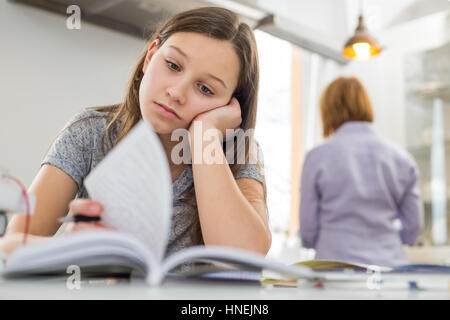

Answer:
[61,107,117,144]
[42,107,117,191]
[49,107,118,160]
[65,107,112,130]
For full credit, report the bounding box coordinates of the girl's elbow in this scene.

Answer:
[249,231,272,255]
[261,231,272,255]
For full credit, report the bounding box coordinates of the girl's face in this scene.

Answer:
[139,32,240,134]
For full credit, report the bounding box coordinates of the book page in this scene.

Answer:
[84,120,172,263]
[294,260,392,272]
[3,230,159,277]
[159,245,314,283]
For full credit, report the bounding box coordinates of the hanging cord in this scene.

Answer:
[2,174,31,245]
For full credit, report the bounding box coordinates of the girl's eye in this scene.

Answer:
[199,84,213,96]
[166,60,180,71]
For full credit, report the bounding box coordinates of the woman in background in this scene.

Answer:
[299,76,423,267]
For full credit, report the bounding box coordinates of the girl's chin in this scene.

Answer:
[141,111,189,134]
[146,119,178,135]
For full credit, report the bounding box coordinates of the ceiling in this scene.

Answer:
[9,0,450,64]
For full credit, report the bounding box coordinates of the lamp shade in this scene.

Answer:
[342,15,382,60]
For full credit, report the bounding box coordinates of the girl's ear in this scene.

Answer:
[142,39,160,73]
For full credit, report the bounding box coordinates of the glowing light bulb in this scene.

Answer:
[352,42,371,60]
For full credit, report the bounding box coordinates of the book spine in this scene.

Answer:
[146,266,163,286]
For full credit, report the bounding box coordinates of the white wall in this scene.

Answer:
[0,1,146,186]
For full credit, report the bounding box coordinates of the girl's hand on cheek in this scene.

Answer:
[189,97,242,137]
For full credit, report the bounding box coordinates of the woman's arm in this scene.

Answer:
[190,128,271,255]
[397,166,424,245]
[299,153,320,249]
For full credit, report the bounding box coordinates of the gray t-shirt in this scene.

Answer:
[42,108,265,261]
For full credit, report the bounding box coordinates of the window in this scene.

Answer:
[255,30,340,240]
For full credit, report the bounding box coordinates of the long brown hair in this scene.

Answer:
[320,76,374,138]
[95,7,260,172]
[76,7,265,243]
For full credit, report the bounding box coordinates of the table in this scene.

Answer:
[0,276,448,300]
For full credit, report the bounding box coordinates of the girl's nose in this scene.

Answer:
[166,80,188,105]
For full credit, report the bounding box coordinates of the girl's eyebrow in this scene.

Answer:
[168,45,228,90]
[168,45,189,61]
[206,73,228,90]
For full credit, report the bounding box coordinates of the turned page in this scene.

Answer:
[84,120,172,263]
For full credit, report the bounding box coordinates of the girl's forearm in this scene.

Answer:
[0,232,49,255]
[190,128,270,254]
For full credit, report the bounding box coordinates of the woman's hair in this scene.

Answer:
[319,76,374,137]
[71,7,265,244]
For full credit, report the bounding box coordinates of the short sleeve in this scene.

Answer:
[233,141,265,184]
[41,110,96,190]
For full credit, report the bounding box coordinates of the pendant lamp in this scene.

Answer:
[342,14,382,60]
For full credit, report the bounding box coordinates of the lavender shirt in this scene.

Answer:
[299,121,424,267]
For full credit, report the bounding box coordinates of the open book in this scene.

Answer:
[2,230,314,285]
[1,120,313,285]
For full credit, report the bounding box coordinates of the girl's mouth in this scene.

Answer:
[155,102,181,120]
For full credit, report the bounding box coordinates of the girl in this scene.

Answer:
[1,7,271,258]
[299,76,423,267]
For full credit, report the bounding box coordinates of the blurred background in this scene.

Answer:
[1,0,450,264]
